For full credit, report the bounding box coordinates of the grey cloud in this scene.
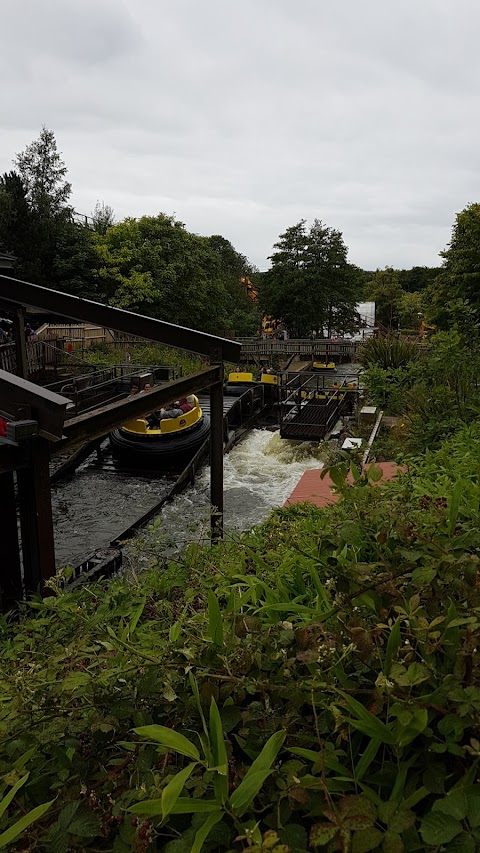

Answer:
[2,0,480,269]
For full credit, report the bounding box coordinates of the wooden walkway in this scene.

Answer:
[284,462,403,508]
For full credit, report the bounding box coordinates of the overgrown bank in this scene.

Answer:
[2,423,480,850]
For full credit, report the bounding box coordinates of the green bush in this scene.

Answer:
[3,427,480,849]
[359,334,419,369]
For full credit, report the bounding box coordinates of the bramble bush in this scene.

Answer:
[2,426,480,849]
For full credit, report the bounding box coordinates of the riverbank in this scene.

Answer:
[3,419,480,850]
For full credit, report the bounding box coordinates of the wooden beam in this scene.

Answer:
[0,369,70,440]
[56,365,222,455]
[0,471,23,610]
[210,377,224,541]
[12,309,28,379]
[17,437,56,593]
[0,440,28,474]
[0,274,241,362]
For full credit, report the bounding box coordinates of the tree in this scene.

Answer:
[261,219,360,337]
[92,201,115,235]
[365,267,404,329]
[397,290,424,330]
[15,126,71,216]
[94,214,257,335]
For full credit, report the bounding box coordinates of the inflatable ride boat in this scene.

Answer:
[110,395,210,467]
[224,371,278,395]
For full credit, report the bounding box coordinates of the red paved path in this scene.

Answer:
[284,462,403,508]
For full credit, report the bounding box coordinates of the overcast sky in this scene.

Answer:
[1,0,479,270]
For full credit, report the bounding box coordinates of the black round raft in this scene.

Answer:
[110,415,210,466]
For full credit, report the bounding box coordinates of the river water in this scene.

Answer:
[51,429,329,567]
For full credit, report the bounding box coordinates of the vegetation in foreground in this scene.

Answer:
[2,424,480,850]
[360,329,480,453]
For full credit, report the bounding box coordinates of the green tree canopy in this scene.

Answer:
[364,267,404,329]
[425,203,480,331]
[95,215,258,335]
[15,126,72,217]
[261,219,361,337]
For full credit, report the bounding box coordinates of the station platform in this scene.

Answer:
[284,462,403,508]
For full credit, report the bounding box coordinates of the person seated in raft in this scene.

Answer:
[127,385,139,400]
[159,403,183,419]
[178,397,193,413]
[141,383,151,393]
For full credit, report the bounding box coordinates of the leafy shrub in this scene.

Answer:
[3,427,480,849]
[359,334,419,369]
[362,365,414,415]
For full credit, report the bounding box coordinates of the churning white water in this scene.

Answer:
[53,429,330,566]
[138,429,328,554]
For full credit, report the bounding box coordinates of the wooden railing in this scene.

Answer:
[0,341,47,376]
[240,338,361,360]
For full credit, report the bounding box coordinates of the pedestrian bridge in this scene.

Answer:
[239,337,360,363]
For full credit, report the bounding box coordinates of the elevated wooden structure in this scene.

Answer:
[240,338,360,364]
[0,274,240,610]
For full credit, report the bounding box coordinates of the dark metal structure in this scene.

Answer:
[279,372,358,441]
[0,275,240,610]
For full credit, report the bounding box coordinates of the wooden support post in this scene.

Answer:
[13,309,29,380]
[0,471,23,611]
[17,437,56,594]
[209,370,224,542]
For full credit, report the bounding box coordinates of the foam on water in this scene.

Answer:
[146,429,328,551]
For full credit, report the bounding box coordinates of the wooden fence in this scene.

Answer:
[240,338,361,361]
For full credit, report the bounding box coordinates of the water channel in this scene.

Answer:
[51,428,329,567]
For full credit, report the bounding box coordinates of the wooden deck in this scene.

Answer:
[284,462,404,508]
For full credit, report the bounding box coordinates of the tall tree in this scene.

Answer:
[15,126,71,217]
[425,203,480,331]
[262,219,360,337]
[92,201,115,235]
[365,267,404,329]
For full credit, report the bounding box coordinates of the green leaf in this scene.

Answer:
[229,770,273,815]
[190,811,223,853]
[381,832,404,853]
[133,725,200,760]
[384,619,402,677]
[207,590,224,646]
[339,692,396,744]
[310,823,338,846]
[367,463,384,483]
[378,802,415,833]
[209,698,228,804]
[420,812,463,845]
[340,795,377,829]
[0,799,54,849]
[161,763,197,819]
[169,621,181,642]
[124,596,146,639]
[129,797,220,816]
[243,730,285,781]
[279,823,309,851]
[68,806,101,838]
[448,479,463,535]
[61,671,91,692]
[411,566,436,587]
[0,773,29,820]
[352,827,384,853]
[433,785,480,823]
[355,739,381,782]
[445,832,476,853]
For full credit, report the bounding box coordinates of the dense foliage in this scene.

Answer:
[0,129,259,337]
[3,426,480,850]
[361,329,480,452]
[259,220,362,338]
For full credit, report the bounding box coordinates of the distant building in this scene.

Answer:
[349,302,375,341]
